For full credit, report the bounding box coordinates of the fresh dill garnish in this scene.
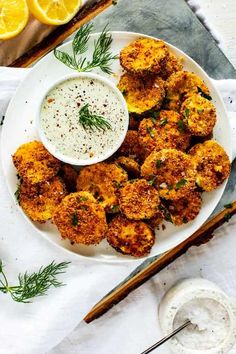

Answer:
[177,120,185,132]
[184,108,190,118]
[54,24,118,75]
[176,178,187,189]
[71,213,78,226]
[147,126,155,138]
[197,87,212,101]
[156,160,162,169]
[151,111,160,124]
[160,118,168,127]
[79,103,112,131]
[0,260,70,303]
[148,175,157,186]
[224,203,233,209]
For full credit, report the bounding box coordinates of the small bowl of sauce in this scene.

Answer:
[37,73,129,165]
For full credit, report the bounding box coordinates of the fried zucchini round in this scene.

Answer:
[160,52,183,80]
[147,209,164,229]
[120,37,169,77]
[118,179,160,220]
[53,192,107,245]
[165,71,210,111]
[141,149,196,200]
[163,190,202,225]
[118,130,144,163]
[76,162,128,213]
[117,73,165,114]
[12,140,61,184]
[180,94,216,136]
[19,176,67,223]
[106,215,155,257]
[115,156,140,178]
[138,110,191,155]
[58,164,78,193]
[189,140,231,191]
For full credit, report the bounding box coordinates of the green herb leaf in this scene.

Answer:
[224,212,233,222]
[156,160,162,169]
[79,196,88,202]
[111,205,120,213]
[151,111,160,124]
[160,118,168,127]
[167,184,173,190]
[176,178,187,190]
[224,203,233,209]
[147,126,155,138]
[71,213,78,226]
[177,120,186,132]
[79,103,112,131]
[148,175,157,186]
[197,108,204,114]
[53,49,77,69]
[14,185,20,202]
[0,260,70,303]
[121,89,127,96]
[73,23,93,55]
[197,86,212,100]
[184,108,190,118]
[165,212,173,223]
[183,216,189,224]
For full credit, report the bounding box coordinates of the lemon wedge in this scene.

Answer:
[0,0,29,40]
[27,0,81,25]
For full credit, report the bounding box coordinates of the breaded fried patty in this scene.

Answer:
[189,140,230,191]
[12,141,61,184]
[115,156,140,177]
[165,71,210,111]
[118,130,144,163]
[117,73,165,115]
[180,94,216,136]
[58,164,78,192]
[53,192,107,245]
[147,209,164,229]
[120,37,169,77]
[141,149,196,200]
[19,176,67,223]
[76,163,128,213]
[106,215,155,257]
[138,110,191,155]
[160,53,183,80]
[118,179,160,219]
[163,190,202,225]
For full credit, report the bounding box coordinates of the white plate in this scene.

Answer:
[1,31,232,263]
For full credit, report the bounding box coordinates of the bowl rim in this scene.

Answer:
[36,72,129,166]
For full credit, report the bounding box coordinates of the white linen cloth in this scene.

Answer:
[0,66,236,354]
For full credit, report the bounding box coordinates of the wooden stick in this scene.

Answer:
[84,202,236,323]
[8,0,113,68]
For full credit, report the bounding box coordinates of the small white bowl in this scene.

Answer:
[37,72,129,166]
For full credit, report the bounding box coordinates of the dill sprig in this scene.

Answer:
[0,260,70,303]
[54,23,118,75]
[79,103,112,131]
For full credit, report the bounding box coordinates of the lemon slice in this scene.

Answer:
[0,0,29,40]
[27,0,82,25]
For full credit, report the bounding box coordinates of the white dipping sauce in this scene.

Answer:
[40,76,127,161]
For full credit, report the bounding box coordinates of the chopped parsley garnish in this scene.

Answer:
[147,126,155,138]
[224,212,233,222]
[184,108,190,118]
[114,181,122,188]
[160,118,168,127]
[122,89,127,96]
[14,185,20,202]
[79,196,88,202]
[156,160,162,169]
[151,111,160,124]
[183,216,189,224]
[111,205,120,213]
[148,175,157,186]
[224,203,233,209]
[176,178,187,189]
[177,120,185,132]
[71,213,78,226]
[167,184,173,190]
[165,212,173,223]
[197,87,212,101]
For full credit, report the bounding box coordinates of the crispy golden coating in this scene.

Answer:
[118,130,145,163]
[163,190,202,225]
[120,37,169,77]
[76,162,128,213]
[165,71,210,112]
[12,141,61,184]
[53,192,107,245]
[160,52,183,80]
[106,215,155,257]
[138,110,191,155]
[180,94,216,136]
[189,140,230,191]
[118,179,160,220]
[58,164,78,192]
[19,176,67,223]
[141,149,196,200]
[117,73,165,115]
[115,156,140,178]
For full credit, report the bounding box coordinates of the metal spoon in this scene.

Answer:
[140,320,191,354]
